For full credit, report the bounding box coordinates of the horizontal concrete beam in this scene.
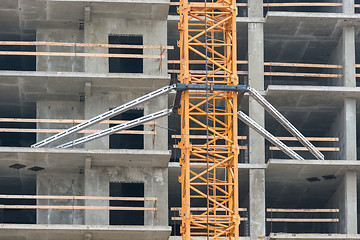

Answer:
[0,147,171,173]
[0,224,171,240]
[169,12,360,26]
[0,71,170,101]
[268,233,360,240]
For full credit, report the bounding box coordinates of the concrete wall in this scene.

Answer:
[33,15,170,230]
[37,173,84,224]
[37,29,84,72]
[326,171,357,234]
[82,17,169,150]
[36,101,85,148]
[83,90,168,150]
[84,18,167,75]
[84,166,168,226]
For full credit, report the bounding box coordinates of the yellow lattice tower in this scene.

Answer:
[178,0,240,239]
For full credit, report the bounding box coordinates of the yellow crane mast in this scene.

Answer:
[178,0,240,239]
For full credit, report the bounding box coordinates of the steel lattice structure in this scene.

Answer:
[178,0,240,239]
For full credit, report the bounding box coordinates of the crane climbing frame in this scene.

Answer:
[178,0,240,239]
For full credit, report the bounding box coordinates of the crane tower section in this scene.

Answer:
[178,0,240,239]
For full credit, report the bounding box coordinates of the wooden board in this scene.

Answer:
[0,205,156,211]
[0,118,155,125]
[0,41,174,50]
[0,51,164,59]
[0,128,155,135]
[270,146,339,151]
[0,194,156,201]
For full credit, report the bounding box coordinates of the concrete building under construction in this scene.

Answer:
[0,0,359,240]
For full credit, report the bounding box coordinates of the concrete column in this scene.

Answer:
[343,0,355,14]
[341,171,357,234]
[342,26,356,88]
[249,169,266,239]
[248,1,266,238]
[84,167,108,225]
[328,98,357,160]
[339,3,359,229]
[248,0,263,18]
[342,98,357,160]
[248,0,265,164]
[329,171,358,233]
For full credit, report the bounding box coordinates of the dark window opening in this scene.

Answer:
[108,35,143,73]
[0,105,36,147]
[0,176,36,224]
[110,182,144,225]
[109,109,144,149]
[0,40,36,71]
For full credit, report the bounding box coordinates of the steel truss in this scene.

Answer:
[178,0,240,239]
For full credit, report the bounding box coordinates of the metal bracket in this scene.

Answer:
[56,108,173,149]
[32,84,176,148]
[172,83,248,110]
[238,111,304,160]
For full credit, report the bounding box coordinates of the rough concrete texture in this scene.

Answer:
[0,0,360,239]
[83,90,168,150]
[0,147,171,172]
[328,98,357,160]
[249,169,266,240]
[84,166,168,226]
[37,29,84,72]
[84,18,167,75]
[37,173,84,225]
[268,233,360,240]
[0,224,171,240]
[36,101,85,148]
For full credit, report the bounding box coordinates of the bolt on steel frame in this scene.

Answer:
[178,0,240,239]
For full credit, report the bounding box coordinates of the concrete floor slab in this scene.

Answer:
[265,12,360,39]
[265,85,360,110]
[266,159,360,208]
[268,233,360,240]
[264,85,360,135]
[0,0,170,36]
[0,147,171,173]
[0,224,171,240]
[0,71,170,101]
[169,160,360,210]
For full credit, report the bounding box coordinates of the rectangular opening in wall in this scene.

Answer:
[108,35,143,73]
[109,109,144,149]
[0,39,36,71]
[109,182,144,225]
[0,176,36,224]
[0,104,36,147]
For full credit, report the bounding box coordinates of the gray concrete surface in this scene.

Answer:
[0,0,170,38]
[0,224,171,240]
[1,0,360,239]
[268,233,360,240]
[37,173,85,225]
[0,147,171,171]
[84,166,168,226]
